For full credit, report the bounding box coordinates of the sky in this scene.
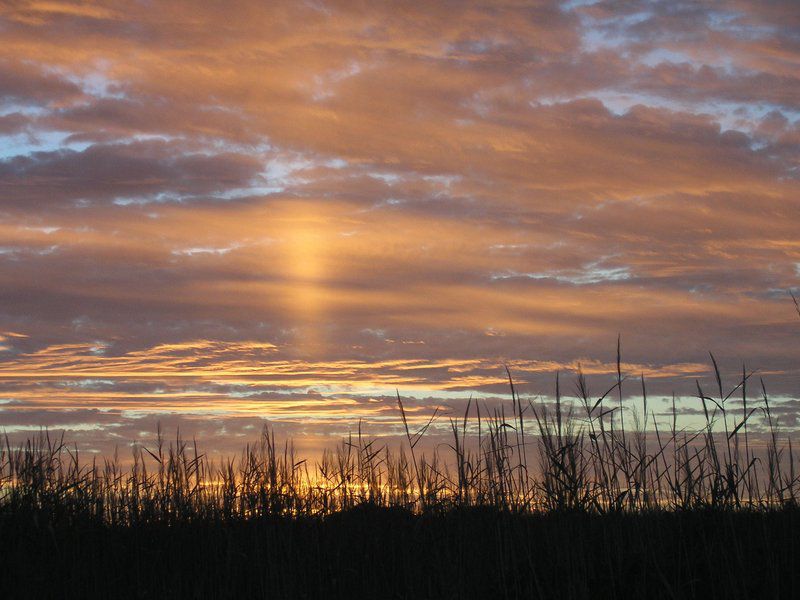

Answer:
[0,0,799,456]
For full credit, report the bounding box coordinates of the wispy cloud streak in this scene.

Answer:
[0,1,798,451]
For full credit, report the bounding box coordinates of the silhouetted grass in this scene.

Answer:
[1,351,799,598]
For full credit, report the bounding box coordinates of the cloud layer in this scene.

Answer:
[1,0,799,454]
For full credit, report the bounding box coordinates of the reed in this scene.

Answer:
[2,350,800,599]
[2,356,798,523]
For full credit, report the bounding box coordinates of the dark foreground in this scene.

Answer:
[1,507,798,600]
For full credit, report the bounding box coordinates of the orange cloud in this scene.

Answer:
[0,0,799,452]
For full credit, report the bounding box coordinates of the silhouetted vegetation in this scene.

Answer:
[2,351,799,598]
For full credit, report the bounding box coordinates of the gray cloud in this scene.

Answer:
[0,0,798,451]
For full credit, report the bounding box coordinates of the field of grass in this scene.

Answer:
[2,349,800,598]
[4,505,797,599]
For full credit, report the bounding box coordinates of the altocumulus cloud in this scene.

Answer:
[0,0,798,453]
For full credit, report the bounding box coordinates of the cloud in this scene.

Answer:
[0,57,83,104]
[0,139,265,205]
[0,0,798,451]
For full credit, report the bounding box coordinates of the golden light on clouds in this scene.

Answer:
[0,0,798,452]
[282,213,329,319]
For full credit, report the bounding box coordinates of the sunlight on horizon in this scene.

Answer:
[0,0,798,453]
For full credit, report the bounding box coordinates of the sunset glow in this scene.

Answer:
[1,0,799,455]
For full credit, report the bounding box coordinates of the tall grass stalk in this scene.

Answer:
[2,356,798,524]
